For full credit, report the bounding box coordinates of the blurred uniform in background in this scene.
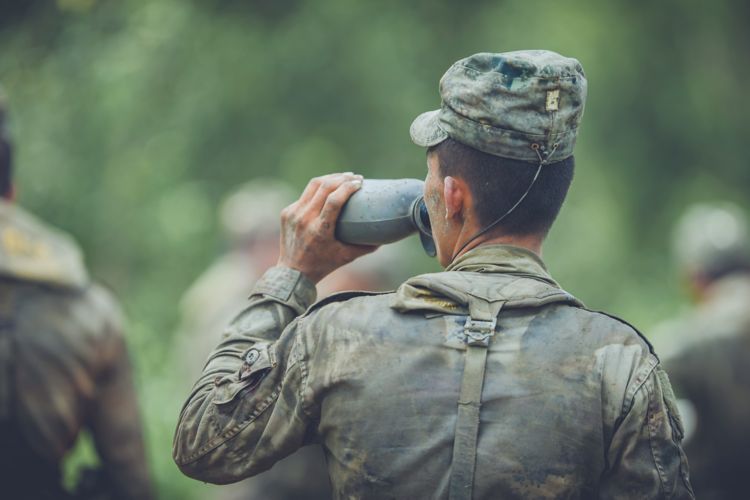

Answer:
[174,180,406,500]
[0,89,153,499]
[655,203,750,500]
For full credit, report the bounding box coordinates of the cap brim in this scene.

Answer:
[409,109,449,148]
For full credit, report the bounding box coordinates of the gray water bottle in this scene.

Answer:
[335,178,436,257]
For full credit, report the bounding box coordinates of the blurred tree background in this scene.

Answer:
[1,0,748,497]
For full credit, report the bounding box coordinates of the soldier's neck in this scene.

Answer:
[452,231,543,262]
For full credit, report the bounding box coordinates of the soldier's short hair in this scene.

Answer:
[430,138,574,236]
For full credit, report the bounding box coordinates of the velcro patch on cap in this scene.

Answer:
[546,89,560,111]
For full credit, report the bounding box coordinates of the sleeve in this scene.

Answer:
[600,365,695,499]
[87,290,155,500]
[172,266,319,484]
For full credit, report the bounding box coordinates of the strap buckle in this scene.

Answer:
[463,317,497,347]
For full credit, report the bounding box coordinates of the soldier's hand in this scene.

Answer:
[277,173,377,284]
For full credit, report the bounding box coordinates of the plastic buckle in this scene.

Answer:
[463,317,497,347]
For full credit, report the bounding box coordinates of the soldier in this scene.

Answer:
[654,203,750,500]
[174,51,693,498]
[0,87,154,499]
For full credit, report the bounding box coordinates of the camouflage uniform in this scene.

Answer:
[0,200,153,499]
[174,51,693,499]
[655,204,750,499]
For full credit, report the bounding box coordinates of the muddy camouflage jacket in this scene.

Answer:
[0,201,153,499]
[174,245,693,499]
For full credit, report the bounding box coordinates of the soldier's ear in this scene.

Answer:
[443,176,465,222]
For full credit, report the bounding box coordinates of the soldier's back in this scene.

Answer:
[292,258,687,498]
[0,279,121,455]
[0,201,152,499]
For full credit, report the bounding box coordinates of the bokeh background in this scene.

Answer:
[1,0,748,497]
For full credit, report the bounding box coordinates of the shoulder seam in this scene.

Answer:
[582,308,657,358]
[301,290,393,318]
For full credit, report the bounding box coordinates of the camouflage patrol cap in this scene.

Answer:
[410,50,587,164]
[674,203,750,278]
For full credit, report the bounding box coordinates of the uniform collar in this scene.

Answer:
[446,244,557,286]
[391,244,579,315]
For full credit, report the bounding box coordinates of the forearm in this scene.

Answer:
[173,266,316,481]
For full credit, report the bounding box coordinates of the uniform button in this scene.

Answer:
[245,349,260,365]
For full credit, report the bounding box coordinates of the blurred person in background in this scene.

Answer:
[0,87,153,500]
[654,203,750,500]
[174,179,406,500]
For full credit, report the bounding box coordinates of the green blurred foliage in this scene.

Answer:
[1,0,748,497]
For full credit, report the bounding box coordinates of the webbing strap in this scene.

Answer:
[448,300,504,500]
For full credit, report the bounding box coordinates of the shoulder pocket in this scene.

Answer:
[213,342,277,405]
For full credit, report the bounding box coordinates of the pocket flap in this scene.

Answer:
[212,342,277,405]
[239,342,276,379]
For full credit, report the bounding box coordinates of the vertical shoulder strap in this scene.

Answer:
[448,299,505,500]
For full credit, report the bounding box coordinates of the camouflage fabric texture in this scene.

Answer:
[174,245,693,499]
[410,50,587,164]
[0,200,153,499]
[656,274,750,499]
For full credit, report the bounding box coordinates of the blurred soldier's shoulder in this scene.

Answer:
[0,200,125,337]
[0,200,88,289]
